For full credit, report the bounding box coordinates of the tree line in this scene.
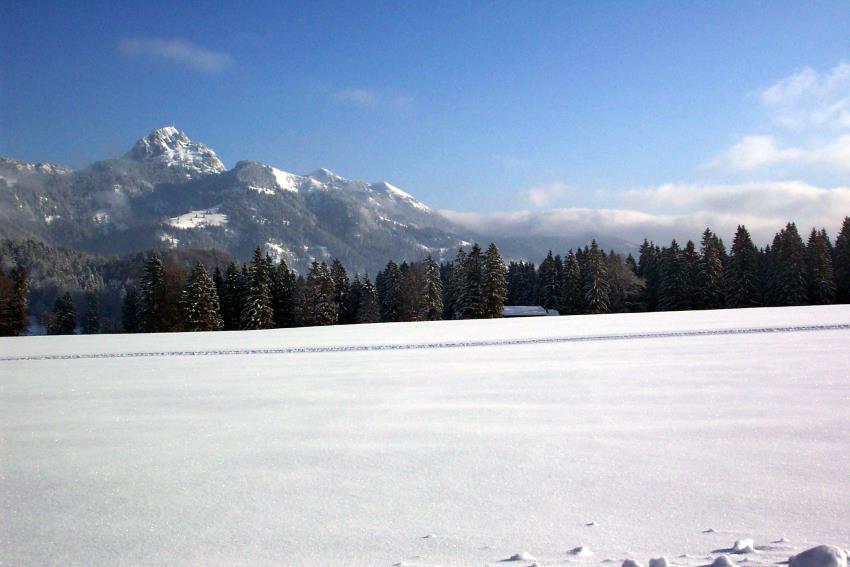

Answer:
[0,216,848,336]
[505,218,850,315]
[115,241,507,334]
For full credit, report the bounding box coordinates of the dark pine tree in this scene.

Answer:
[583,240,610,314]
[659,240,689,311]
[270,259,297,328]
[481,243,507,318]
[241,248,274,330]
[637,240,662,311]
[536,251,559,310]
[726,225,761,308]
[305,261,338,326]
[121,287,140,333]
[805,228,836,305]
[356,275,381,324]
[560,250,583,314]
[219,263,242,330]
[330,259,352,324]
[833,216,850,303]
[774,222,808,306]
[681,240,700,309]
[82,292,100,334]
[444,249,467,319]
[347,274,364,322]
[181,262,224,332]
[138,255,167,333]
[459,243,484,319]
[47,292,77,335]
[379,260,403,322]
[697,228,725,310]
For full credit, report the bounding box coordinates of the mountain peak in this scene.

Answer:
[124,127,225,177]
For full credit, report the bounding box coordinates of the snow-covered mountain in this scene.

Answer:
[0,128,465,273]
[0,127,634,273]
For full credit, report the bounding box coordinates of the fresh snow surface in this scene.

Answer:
[166,205,227,229]
[1,305,849,566]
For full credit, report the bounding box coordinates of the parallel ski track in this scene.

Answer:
[2,323,849,362]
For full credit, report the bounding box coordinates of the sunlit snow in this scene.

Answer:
[1,306,848,566]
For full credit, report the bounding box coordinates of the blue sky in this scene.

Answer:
[2,1,850,242]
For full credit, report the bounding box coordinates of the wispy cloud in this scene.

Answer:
[332,88,412,108]
[709,62,850,175]
[118,38,233,74]
[520,181,566,207]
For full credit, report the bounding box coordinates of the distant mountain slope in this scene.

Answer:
[0,127,635,274]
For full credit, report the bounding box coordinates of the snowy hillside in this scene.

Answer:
[2,305,849,566]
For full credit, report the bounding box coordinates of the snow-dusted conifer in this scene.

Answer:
[241,248,274,330]
[181,262,224,332]
[481,243,507,318]
[421,255,443,320]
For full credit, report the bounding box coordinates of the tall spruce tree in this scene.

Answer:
[637,240,662,311]
[305,261,338,326]
[241,248,274,329]
[659,240,689,311]
[356,275,381,324]
[682,240,700,310]
[421,255,444,321]
[330,259,352,324]
[347,274,363,321]
[138,255,167,332]
[583,240,610,314]
[726,225,761,307]
[47,292,77,335]
[121,287,140,333]
[697,228,725,309]
[458,243,484,319]
[82,292,99,334]
[481,243,507,318]
[560,250,583,314]
[379,260,403,322]
[833,216,850,303]
[774,223,808,306]
[805,228,836,305]
[219,263,242,330]
[270,259,296,328]
[181,262,224,332]
[444,249,467,319]
[536,251,559,309]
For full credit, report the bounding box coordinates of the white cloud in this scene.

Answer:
[442,181,850,246]
[707,134,850,172]
[709,62,850,175]
[521,182,566,207]
[118,38,233,74]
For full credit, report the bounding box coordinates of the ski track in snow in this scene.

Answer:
[3,322,848,362]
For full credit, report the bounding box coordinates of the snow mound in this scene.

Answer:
[569,546,594,557]
[504,551,536,561]
[649,558,669,567]
[789,545,847,567]
[732,539,756,554]
[708,555,735,567]
[622,560,644,567]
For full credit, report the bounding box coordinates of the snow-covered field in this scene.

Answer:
[1,306,849,566]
